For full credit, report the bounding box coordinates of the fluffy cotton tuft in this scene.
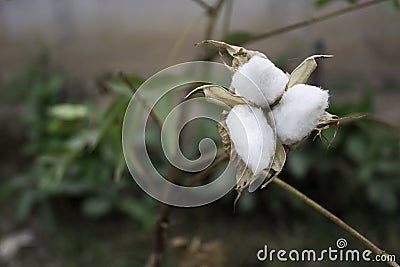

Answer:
[226,105,275,175]
[231,56,289,107]
[272,84,329,145]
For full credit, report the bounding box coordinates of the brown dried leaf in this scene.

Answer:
[216,111,231,156]
[287,55,333,89]
[200,40,267,70]
[315,112,365,147]
[262,141,286,188]
[187,85,247,107]
[316,112,365,130]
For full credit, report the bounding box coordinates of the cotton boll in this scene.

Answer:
[226,105,275,175]
[231,56,289,107]
[272,84,329,145]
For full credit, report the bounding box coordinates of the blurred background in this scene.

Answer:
[0,0,399,266]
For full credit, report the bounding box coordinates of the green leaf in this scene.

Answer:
[314,0,333,8]
[105,74,144,96]
[48,104,88,120]
[114,154,126,182]
[385,0,400,10]
[90,96,130,148]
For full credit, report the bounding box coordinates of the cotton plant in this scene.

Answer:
[188,40,342,199]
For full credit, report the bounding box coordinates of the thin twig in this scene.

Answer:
[145,155,228,267]
[272,177,400,267]
[145,0,226,256]
[187,155,229,187]
[363,114,400,131]
[118,71,163,130]
[145,164,181,267]
[201,0,387,61]
[146,2,229,264]
[222,0,233,37]
[237,0,388,45]
[205,0,225,40]
[165,13,204,66]
[192,0,213,12]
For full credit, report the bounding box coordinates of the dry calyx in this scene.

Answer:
[188,40,343,200]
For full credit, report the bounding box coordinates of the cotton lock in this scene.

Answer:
[231,56,289,107]
[272,84,329,145]
[225,105,275,175]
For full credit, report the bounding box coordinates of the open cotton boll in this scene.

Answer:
[231,56,289,107]
[226,105,275,175]
[272,84,329,145]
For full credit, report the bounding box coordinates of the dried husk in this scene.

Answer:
[286,55,333,89]
[200,40,267,71]
[186,85,247,107]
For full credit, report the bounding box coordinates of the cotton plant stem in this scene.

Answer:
[201,0,387,61]
[237,0,388,45]
[222,0,233,37]
[145,203,171,267]
[145,1,227,265]
[272,177,399,267]
[144,155,229,267]
[165,13,204,66]
[187,155,229,187]
[145,164,181,267]
[205,0,225,40]
[364,114,400,131]
[118,72,163,130]
[192,0,213,12]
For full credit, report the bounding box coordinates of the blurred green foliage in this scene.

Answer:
[2,55,399,229]
[0,57,155,228]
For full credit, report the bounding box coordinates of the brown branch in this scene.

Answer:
[144,155,228,267]
[145,164,180,267]
[237,0,388,45]
[201,0,387,61]
[222,0,233,37]
[187,155,228,187]
[272,177,400,267]
[205,0,225,40]
[146,2,229,264]
[118,71,163,130]
[363,114,400,131]
[192,0,213,12]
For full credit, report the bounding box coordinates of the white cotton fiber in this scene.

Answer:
[272,84,329,145]
[231,56,289,107]
[226,105,275,175]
